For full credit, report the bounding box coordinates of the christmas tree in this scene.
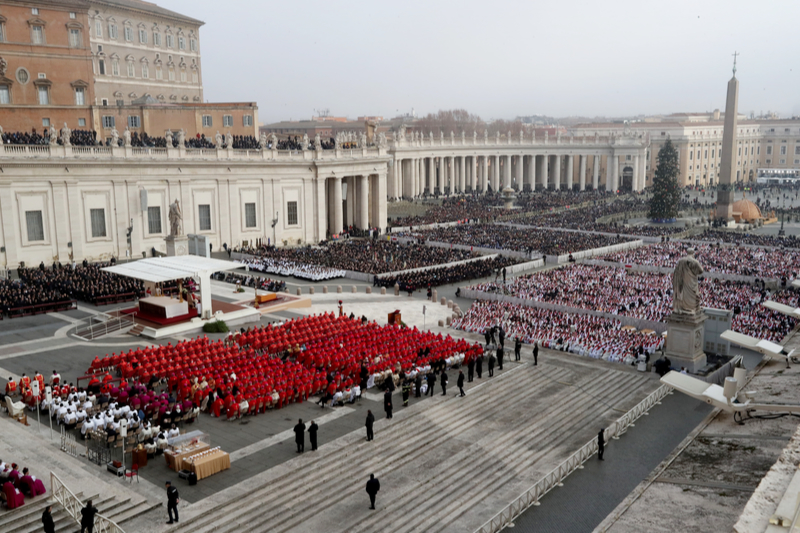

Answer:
[648,139,681,221]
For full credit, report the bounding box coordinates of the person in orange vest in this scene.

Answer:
[5,377,18,397]
[34,372,45,392]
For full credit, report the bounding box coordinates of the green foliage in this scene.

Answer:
[202,320,229,333]
[648,138,682,221]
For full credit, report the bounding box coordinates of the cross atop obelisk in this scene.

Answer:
[732,51,739,76]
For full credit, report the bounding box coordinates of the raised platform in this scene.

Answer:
[127,299,261,339]
[122,306,199,326]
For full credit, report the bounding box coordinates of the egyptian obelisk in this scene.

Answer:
[716,53,739,222]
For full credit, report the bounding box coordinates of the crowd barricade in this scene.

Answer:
[91,292,138,306]
[7,299,77,318]
[375,254,501,280]
[389,220,462,234]
[424,240,532,259]
[461,289,667,334]
[552,239,645,264]
[506,259,545,274]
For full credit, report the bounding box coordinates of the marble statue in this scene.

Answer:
[397,125,406,141]
[473,131,478,143]
[507,131,512,144]
[378,132,387,148]
[672,249,704,314]
[165,130,174,146]
[225,132,232,148]
[177,129,186,145]
[110,128,119,146]
[429,131,434,143]
[530,131,535,143]
[360,132,367,148]
[450,131,454,144]
[495,131,500,144]
[123,127,131,147]
[259,132,267,149]
[270,133,277,149]
[545,132,549,144]
[483,130,487,142]
[215,131,223,147]
[302,133,309,150]
[519,131,524,143]
[49,125,58,146]
[440,131,444,143]
[314,133,321,150]
[168,199,183,236]
[556,132,562,144]
[61,123,71,146]
[461,131,465,143]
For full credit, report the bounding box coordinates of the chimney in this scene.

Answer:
[713,109,721,120]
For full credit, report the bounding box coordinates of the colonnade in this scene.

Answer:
[388,150,648,199]
[325,173,386,235]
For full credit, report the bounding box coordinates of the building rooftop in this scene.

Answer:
[92,0,204,26]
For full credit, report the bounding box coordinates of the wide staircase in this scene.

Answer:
[172,361,654,533]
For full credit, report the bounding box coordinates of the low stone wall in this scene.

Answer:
[544,239,644,265]
[376,254,499,279]
[507,259,545,274]
[583,258,779,286]
[462,288,667,333]
[424,240,532,259]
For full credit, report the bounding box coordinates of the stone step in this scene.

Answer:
[177,364,592,533]
[0,491,87,530]
[128,324,145,337]
[276,372,648,533]
[108,500,162,525]
[172,364,569,533]
[398,373,650,533]
[5,493,115,533]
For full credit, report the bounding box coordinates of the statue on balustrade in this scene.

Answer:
[214,131,223,148]
[110,128,119,147]
[450,131,454,144]
[270,133,277,149]
[519,130,524,143]
[377,132,387,148]
[165,130,174,146]
[49,126,58,146]
[61,123,71,146]
[259,132,267,149]
[495,131,500,144]
[123,127,131,147]
[396,125,406,141]
[169,199,183,236]
[177,129,186,146]
[314,133,321,150]
[360,132,367,148]
[672,249,704,315]
[225,132,233,148]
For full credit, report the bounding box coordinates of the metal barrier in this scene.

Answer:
[60,425,79,457]
[50,472,125,533]
[474,384,672,533]
[73,314,135,340]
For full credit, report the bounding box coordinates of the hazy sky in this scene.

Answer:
[162,0,800,124]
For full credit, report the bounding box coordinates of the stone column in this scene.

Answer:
[316,177,327,241]
[358,175,369,229]
[481,156,488,192]
[529,155,536,191]
[494,156,501,191]
[515,155,523,190]
[611,154,619,192]
[503,155,512,188]
[605,156,612,191]
[332,176,343,235]
[461,156,467,192]
[344,176,355,227]
[428,157,434,194]
[566,155,574,190]
[370,173,387,230]
[633,155,641,192]
[579,155,587,191]
[553,155,562,190]
[639,150,647,190]
[540,154,549,189]
[593,155,600,190]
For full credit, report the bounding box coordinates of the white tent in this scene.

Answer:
[103,256,245,318]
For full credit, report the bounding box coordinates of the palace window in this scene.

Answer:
[178,36,185,50]
[166,34,173,48]
[37,85,49,105]
[245,203,257,228]
[90,209,107,238]
[127,62,135,77]
[98,60,106,75]
[223,115,233,128]
[287,201,298,225]
[74,87,85,105]
[31,25,44,44]
[180,69,186,82]
[198,205,211,231]
[147,206,162,234]
[0,85,9,104]
[26,211,45,242]
[124,26,133,42]
[42,118,50,127]
[781,146,787,155]
[69,28,81,47]
[139,29,147,43]
[78,118,85,127]
[243,115,253,127]
[190,38,197,51]
[153,32,161,46]
[111,60,120,76]
[192,71,198,83]
[766,146,773,155]
[168,67,175,81]
[108,23,117,39]
[155,66,162,80]
[95,20,102,37]
[202,115,212,127]
[141,63,149,78]
[102,115,115,128]
[128,116,140,128]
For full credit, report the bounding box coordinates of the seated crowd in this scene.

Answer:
[1,461,46,509]
[601,242,800,280]
[401,224,635,256]
[376,255,519,291]
[242,240,476,275]
[77,314,481,422]
[692,230,800,249]
[472,264,798,343]
[235,257,345,281]
[452,300,664,364]
[516,197,686,237]
[18,262,144,305]
[214,272,286,292]
[0,278,70,315]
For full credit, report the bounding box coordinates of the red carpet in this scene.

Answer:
[121,307,198,326]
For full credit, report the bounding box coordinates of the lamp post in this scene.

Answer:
[779,210,786,237]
